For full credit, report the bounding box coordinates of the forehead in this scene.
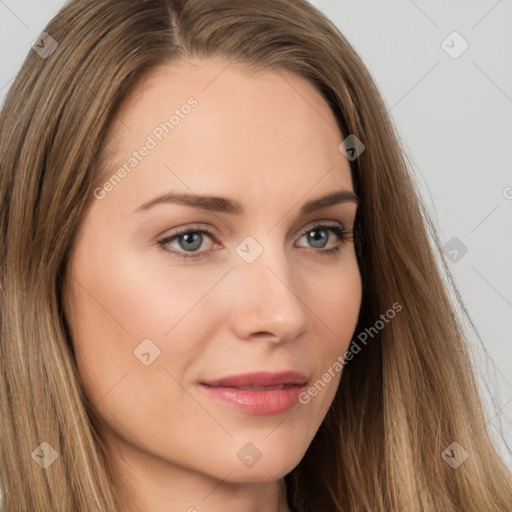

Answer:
[97,56,353,212]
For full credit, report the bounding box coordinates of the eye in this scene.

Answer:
[158,227,218,261]
[296,222,354,256]
[157,222,354,261]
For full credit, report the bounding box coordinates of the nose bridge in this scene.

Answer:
[229,236,309,341]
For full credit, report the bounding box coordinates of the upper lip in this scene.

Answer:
[201,371,308,388]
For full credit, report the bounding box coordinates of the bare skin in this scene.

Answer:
[64,56,362,512]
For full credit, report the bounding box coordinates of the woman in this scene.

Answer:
[0,0,511,510]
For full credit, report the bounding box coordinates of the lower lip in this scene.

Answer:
[199,384,306,415]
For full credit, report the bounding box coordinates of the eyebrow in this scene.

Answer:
[135,189,358,215]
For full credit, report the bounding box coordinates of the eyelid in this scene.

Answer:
[299,219,346,234]
[157,223,219,243]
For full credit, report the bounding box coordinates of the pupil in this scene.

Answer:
[308,229,327,248]
[180,233,202,251]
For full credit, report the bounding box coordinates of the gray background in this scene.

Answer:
[1,0,511,469]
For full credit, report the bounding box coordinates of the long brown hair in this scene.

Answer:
[1,0,511,510]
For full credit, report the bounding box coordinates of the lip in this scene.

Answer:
[199,371,308,415]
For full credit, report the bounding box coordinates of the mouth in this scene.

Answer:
[199,371,308,415]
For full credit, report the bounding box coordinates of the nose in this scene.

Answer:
[228,243,310,343]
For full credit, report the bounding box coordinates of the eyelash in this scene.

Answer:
[157,222,354,261]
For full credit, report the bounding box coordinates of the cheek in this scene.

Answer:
[82,255,231,339]
[65,237,232,412]
[323,272,361,329]
[310,255,362,350]
[257,261,362,471]
[65,252,221,458]
[301,256,362,398]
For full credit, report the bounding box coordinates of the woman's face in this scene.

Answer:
[65,57,362,486]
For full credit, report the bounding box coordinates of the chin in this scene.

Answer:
[222,457,302,484]
[224,435,309,483]
[179,433,309,484]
